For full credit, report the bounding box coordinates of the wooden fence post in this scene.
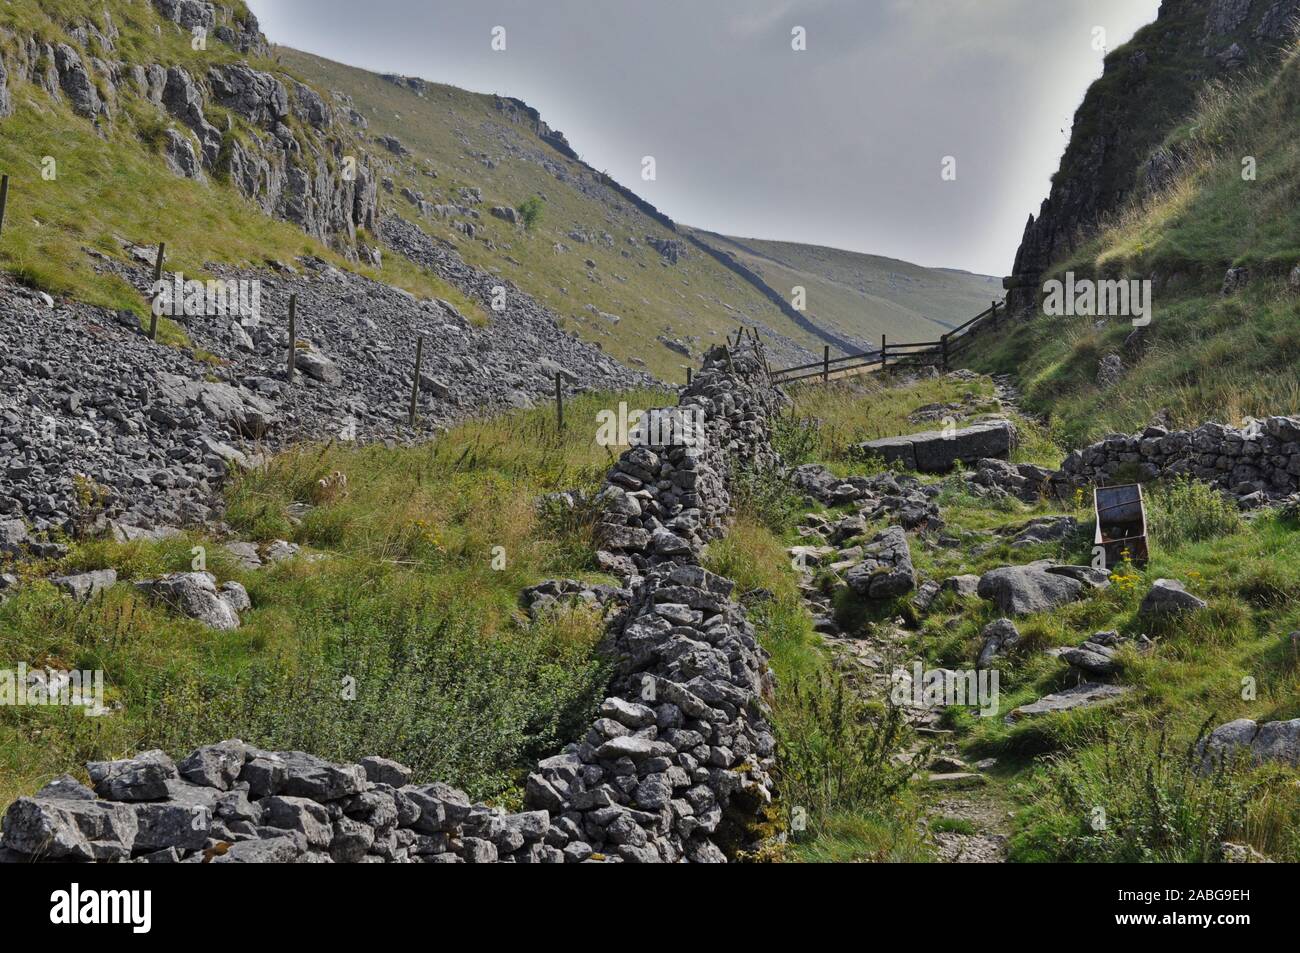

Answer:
[286,293,297,382]
[148,242,166,340]
[686,367,692,386]
[555,372,564,430]
[941,333,950,371]
[991,300,999,328]
[0,174,9,240]
[881,334,888,368]
[822,345,829,383]
[408,334,425,426]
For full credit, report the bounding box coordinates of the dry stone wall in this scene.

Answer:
[0,344,785,864]
[1058,416,1300,507]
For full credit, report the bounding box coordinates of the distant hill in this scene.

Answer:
[688,230,1003,352]
[275,47,851,377]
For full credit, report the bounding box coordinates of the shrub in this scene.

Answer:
[1149,476,1244,549]
[729,465,804,533]
[771,414,822,466]
[1010,721,1280,862]
[774,669,919,839]
[518,195,544,231]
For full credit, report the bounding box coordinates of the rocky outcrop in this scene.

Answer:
[0,49,12,119]
[153,0,216,32]
[1006,0,1300,311]
[0,342,783,863]
[0,5,369,254]
[1058,416,1300,505]
[858,420,1014,473]
[53,43,107,120]
[977,563,1085,616]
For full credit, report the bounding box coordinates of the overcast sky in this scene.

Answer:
[247,0,1161,276]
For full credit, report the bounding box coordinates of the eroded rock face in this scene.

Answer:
[153,0,217,32]
[53,44,105,120]
[1006,0,1300,309]
[0,50,13,118]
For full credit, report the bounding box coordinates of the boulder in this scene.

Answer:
[977,565,1084,616]
[137,572,241,630]
[178,740,248,790]
[275,751,366,801]
[858,421,1013,474]
[359,756,411,787]
[0,519,30,554]
[977,618,1021,669]
[1196,717,1300,769]
[0,797,139,861]
[86,750,178,801]
[1139,579,1208,616]
[1006,683,1133,721]
[844,526,916,600]
[294,348,343,385]
[51,569,117,602]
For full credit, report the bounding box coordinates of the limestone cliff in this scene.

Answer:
[1006,0,1300,310]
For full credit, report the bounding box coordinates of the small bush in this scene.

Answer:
[1149,477,1244,549]
[771,415,822,466]
[518,195,544,231]
[1010,721,1280,862]
[730,465,804,533]
[775,670,919,839]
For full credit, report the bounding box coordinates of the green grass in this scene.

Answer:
[760,373,1300,862]
[780,373,1020,467]
[0,389,664,808]
[690,229,1001,344]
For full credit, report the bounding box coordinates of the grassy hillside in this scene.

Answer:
[692,230,1002,347]
[0,1,480,329]
[968,43,1300,445]
[276,47,836,379]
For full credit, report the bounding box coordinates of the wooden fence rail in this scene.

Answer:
[769,300,1003,386]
